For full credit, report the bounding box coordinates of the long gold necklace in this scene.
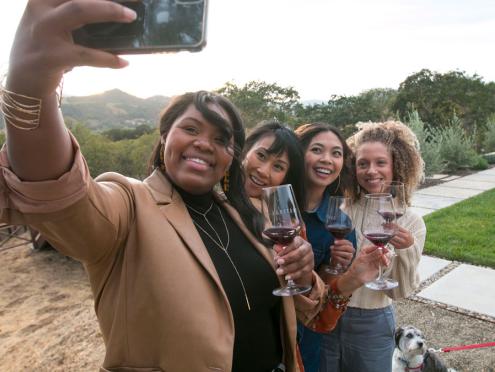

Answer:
[186,202,251,311]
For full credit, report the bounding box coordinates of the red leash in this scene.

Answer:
[429,341,495,353]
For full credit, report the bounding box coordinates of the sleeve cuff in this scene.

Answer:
[293,271,326,325]
[0,132,90,214]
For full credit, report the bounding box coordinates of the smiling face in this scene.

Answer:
[243,135,290,198]
[162,104,234,194]
[355,141,394,194]
[304,131,344,193]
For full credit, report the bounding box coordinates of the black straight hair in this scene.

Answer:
[243,119,307,210]
[295,122,354,197]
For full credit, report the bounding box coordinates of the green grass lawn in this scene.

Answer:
[423,188,495,268]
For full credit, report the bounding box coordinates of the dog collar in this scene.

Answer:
[398,356,424,372]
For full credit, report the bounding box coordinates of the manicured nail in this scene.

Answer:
[123,7,137,21]
[285,275,292,280]
[276,268,284,275]
[277,258,284,265]
[117,57,129,68]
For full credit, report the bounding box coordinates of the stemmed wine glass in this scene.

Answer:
[380,181,407,221]
[379,181,406,261]
[261,184,312,296]
[325,196,354,275]
[361,193,399,290]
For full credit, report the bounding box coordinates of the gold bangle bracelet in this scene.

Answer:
[0,84,42,131]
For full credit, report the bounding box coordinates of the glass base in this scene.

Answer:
[325,265,346,275]
[365,278,399,291]
[273,284,312,297]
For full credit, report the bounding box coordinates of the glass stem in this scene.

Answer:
[376,246,384,282]
[377,263,384,282]
[287,279,298,288]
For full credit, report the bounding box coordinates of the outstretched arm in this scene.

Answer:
[4,0,136,181]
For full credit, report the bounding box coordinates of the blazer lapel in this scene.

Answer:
[143,171,225,294]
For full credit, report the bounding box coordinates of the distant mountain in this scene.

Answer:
[61,89,171,130]
[301,99,326,106]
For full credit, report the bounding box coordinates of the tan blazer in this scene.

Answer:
[0,143,324,372]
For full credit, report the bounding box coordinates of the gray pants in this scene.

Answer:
[320,305,396,372]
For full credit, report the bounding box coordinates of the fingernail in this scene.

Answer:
[285,275,292,280]
[276,259,285,265]
[117,57,129,68]
[276,268,284,275]
[123,7,137,21]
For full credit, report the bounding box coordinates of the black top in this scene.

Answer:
[175,186,282,372]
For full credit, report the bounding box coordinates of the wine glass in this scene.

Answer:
[378,181,406,259]
[325,196,354,275]
[361,193,399,290]
[380,181,407,220]
[261,184,312,296]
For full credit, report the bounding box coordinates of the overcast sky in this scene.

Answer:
[1,0,494,101]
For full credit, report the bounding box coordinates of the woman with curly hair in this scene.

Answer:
[320,120,427,372]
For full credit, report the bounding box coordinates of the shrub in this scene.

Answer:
[438,114,480,172]
[406,111,444,176]
[482,114,495,153]
[472,156,489,170]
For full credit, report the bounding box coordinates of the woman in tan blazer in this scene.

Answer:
[0,2,339,371]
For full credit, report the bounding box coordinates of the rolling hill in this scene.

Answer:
[60,89,170,130]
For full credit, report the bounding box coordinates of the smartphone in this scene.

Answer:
[72,0,208,54]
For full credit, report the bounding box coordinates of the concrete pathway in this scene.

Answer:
[410,167,495,319]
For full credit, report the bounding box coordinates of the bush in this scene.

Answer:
[406,111,444,176]
[482,114,495,152]
[438,114,480,172]
[472,156,489,170]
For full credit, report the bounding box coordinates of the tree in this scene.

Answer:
[216,81,301,128]
[69,123,119,177]
[295,88,398,137]
[394,69,495,142]
[102,124,155,141]
[69,122,158,179]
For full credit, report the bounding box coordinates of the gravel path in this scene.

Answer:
[1,239,494,371]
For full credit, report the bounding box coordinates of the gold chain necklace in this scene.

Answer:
[186,202,251,311]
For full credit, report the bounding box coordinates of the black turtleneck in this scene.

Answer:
[174,184,282,372]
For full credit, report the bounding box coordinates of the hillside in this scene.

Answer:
[60,89,170,130]
[0,89,170,131]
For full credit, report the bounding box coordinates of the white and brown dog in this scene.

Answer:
[393,326,456,372]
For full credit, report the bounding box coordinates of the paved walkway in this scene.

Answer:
[410,167,495,319]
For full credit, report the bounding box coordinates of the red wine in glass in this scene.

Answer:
[325,196,354,275]
[326,224,353,239]
[361,193,399,290]
[264,226,300,245]
[261,184,311,296]
[363,232,394,248]
[378,210,403,222]
[380,181,407,220]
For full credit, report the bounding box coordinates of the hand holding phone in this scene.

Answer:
[73,0,208,54]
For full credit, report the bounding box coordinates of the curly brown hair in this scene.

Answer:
[346,120,425,205]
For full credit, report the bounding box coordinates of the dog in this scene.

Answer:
[392,325,457,372]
